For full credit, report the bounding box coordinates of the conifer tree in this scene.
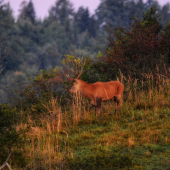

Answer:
[75,7,90,33]
[18,0,36,23]
[49,0,74,25]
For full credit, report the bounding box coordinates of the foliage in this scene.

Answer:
[2,68,169,169]
[100,7,170,79]
[0,1,170,168]
[0,104,27,165]
[18,0,36,23]
[49,0,74,25]
[0,0,170,103]
[95,0,147,28]
[0,46,7,74]
[161,22,170,63]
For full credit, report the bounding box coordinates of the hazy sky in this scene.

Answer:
[3,0,170,19]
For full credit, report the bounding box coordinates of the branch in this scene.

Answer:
[71,68,79,76]
[76,59,86,79]
[0,151,13,170]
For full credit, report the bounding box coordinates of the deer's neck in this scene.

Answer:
[80,81,94,99]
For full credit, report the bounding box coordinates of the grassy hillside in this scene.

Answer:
[6,70,169,170]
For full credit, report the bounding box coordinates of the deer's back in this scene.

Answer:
[92,81,124,100]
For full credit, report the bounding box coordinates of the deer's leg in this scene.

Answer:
[91,98,102,119]
[96,98,102,118]
[95,106,97,119]
[91,99,98,119]
[114,95,121,115]
[116,99,120,115]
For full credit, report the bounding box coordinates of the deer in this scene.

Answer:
[67,59,124,118]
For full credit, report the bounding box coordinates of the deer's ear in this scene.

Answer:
[75,79,80,83]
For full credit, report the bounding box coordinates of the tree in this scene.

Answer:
[75,7,90,33]
[18,0,36,23]
[95,0,127,28]
[161,21,170,64]
[0,0,14,42]
[135,0,146,19]
[88,15,97,37]
[49,0,74,25]
[145,0,154,7]
[0,48,7,75]
[161,3,170,24]
[0,1,20,72]
[95,0,144,28]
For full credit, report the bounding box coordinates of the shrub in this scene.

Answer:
[99,7,170,80]
[0,104,25,165]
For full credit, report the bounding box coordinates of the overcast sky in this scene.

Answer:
[3,0,170,19]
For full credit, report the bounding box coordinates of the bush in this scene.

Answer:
[99,7,170,80]
[0,104,25,164]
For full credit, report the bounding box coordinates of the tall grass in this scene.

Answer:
[14,69,170,169]
[44,97,63,133]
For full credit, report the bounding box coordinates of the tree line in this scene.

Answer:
[0,0,170,103]
[0,1,170,166]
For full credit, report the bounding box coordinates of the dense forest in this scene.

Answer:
[0,0,170,103]
[0,0,170,169]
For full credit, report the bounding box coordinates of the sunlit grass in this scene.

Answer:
[14,70,170,169]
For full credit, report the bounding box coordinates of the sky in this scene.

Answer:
[3,0,170,20]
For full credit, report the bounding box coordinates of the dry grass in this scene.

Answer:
[15,69,170,169]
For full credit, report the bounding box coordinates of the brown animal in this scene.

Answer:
[68,60,124,118]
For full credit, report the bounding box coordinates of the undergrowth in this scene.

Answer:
[6,70,170,170]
